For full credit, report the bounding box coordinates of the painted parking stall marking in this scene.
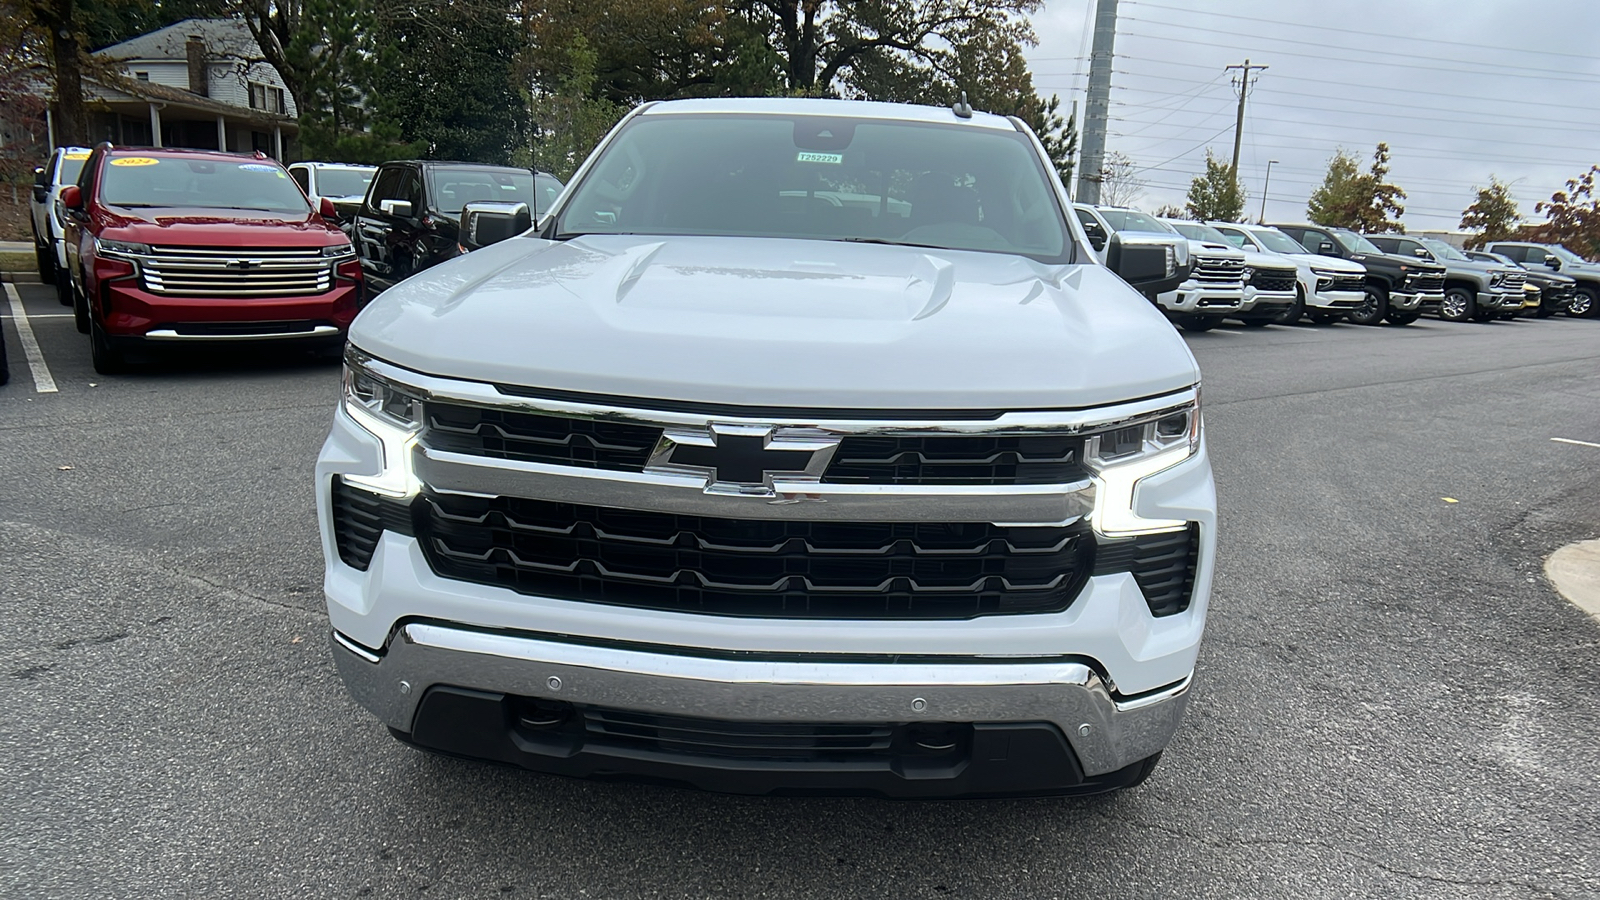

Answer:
[1551,437,1600,449]
[3,282,59,393]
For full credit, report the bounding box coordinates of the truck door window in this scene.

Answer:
[367,167,407,214]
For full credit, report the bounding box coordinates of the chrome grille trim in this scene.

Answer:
[135,245,336,297]
[1191,255,1246,284]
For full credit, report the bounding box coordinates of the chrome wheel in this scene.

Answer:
[1571,288,1595,318]
[1439,288,1472,322]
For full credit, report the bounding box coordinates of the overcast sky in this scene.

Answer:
[1024,0,1600,232]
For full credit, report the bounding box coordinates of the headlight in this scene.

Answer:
[1084,392,1201,535]
[321,242,356,259]
[94,237,152,258]
[1489,271,1505,287]
[341,348,424,497]
[1172,241,1189,267]
[1163,244,1176,278]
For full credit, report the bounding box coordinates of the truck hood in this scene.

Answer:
[351,234,1200,411]
[1241,249,1295,272]
[1286,253,1364,274]
[1185,239,1244,259]
[100,205,346,248]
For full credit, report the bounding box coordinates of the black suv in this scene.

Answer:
[354,161,563,294]
[1270,223,1445,326]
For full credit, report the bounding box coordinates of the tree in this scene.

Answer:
[1459,177,1520,250]
[1151,203,1185,218]
[1185,148,1245,222]
[518,35,625,180]
[1097,151,1144,207]
[1307,142,1406,232]
[372,0,526,163]
[1523,165,1600,260]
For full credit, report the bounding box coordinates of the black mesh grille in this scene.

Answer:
[822,435,1087,485]
[422,403,661,471]
[1094,524,1200,617]
[1322,273,1365,293]
[1250,269,1297,292]
[1406,271,1446,293]
[581,707,898,761]
[418,492,1096,619]
[330,478,415,571]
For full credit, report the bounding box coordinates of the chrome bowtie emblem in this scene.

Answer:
[646,424,841,495]
[227,259,265,270]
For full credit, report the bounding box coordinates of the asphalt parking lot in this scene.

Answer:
[3,279,1598,899]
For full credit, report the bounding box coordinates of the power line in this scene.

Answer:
[1125,0,1600,64]
[1116,22,1600,84]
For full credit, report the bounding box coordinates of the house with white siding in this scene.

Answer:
[61,18,300,158]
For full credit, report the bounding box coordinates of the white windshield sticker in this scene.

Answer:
[796,151,843,165]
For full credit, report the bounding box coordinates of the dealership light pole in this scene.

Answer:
[1260,159,1278,223]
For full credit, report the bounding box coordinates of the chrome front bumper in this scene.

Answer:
[332,623,1192,778]
[1390,291,1433,311]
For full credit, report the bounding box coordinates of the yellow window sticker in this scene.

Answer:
[64,151,91,160]
[110,157,160,167]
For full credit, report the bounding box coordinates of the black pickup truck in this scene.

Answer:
[1269,223,1445,326]
[354,161,563,295]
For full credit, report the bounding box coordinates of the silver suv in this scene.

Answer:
[317,98,1216,797]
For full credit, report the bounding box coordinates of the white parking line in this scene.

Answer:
[3,282,58,393]
[0,313,72,319]
[1551,437,1600,449]
[1212,329,1243,335]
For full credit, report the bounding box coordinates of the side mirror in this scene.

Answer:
[32,166,48,202]
[1086,228,1106,252]
[318,196,338,220]
[1544,255,1561,269]
[1413,247,1430,258]
[60,184,83,210]
[378,198,413,219]
[1317,241,1336,255]
[460,201,532,251]
[1106,233,1181,288]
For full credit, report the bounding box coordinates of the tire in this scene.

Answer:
[1570,286,1598,318]
[1535,306,1554,319]
[1438,286,1474,322]
[55,267,73,308]
[1173,314,1219,332]
[1349,284,1388,326]
[1307,311,1343,324]
[1272,286,1306,325]
[90,321,127,375]
[1238,316,1274,327]
[72,277,90,334]
[35,241,55,284]
[1471,307,1498,323]
[1386,310,1421,325]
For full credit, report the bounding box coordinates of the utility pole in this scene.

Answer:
[1225,59,1267,184]
[1077,0,1119,205]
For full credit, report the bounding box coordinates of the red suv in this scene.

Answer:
[61,145,361,373]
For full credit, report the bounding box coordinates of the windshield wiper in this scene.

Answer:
[830,237,947,251]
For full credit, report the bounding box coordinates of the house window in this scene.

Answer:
[135,71,149,81]
[249,82,287,115]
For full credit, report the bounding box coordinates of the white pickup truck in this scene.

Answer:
[317,97,1217,798]
[29,146,92,304]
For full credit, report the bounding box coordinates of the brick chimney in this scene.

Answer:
[186,35,208,96]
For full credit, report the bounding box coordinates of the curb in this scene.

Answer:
[1546,539,1600,623]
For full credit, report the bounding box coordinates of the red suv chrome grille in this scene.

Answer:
[139,246,333,297]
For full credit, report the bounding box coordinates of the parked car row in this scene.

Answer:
[1073,202,1596,331]
[26,143,563,374]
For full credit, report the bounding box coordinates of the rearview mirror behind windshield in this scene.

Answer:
[461,201,532,251]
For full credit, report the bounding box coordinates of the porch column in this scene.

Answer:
[149,103,163,147]
[272,124,282,160]
[216,115,227,152]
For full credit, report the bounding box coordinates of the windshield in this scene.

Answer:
[554,113,1070,262]
[1421,238,1470,261]
[100,155,309,212]
[1549,245,1587,263]
[1097,209,1173,235]
[60,155,88,185]
[1167,221,1235,245]
[317,167,374,198]
[431,167,538,215]
[1211,228,1248,249]
[1248,228,1308,254]
[1333,231,1383,254]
